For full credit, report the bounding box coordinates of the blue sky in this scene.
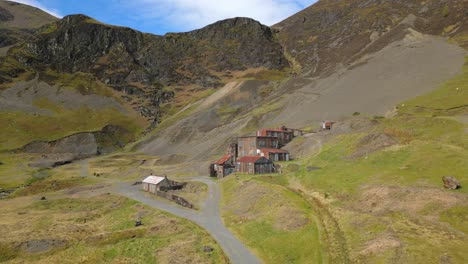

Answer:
[11,0,316,35]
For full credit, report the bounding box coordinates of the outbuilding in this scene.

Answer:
[236,156,274,174]
[259,148,290,161]
[322,121,335,130]
[142,175,172,193]
[209,154,235,178]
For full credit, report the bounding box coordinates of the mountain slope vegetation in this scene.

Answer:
[0,3,288,162]
[0,0,467,263]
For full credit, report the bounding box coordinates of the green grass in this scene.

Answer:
[221,176,323,263]
[289,121,468,195]
[0,153,37,189]
[38,23,58,35]
[13,176,97,197]
[440,206,468,234]
[398,57,468,116]
[0,106,142,151]
[0,195,228,263]
[240,220,321,263]
[39,70,115,97]
[284,125,468,262]
[275,57,468,263]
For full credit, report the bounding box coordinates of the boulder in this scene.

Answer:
[442,176,461,190]
[203,246,214,252]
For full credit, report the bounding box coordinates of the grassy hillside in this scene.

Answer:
[0,68,148,151]
[221,176,323,263]
[0,1,57,30]
[263,58,468,263]
[0,107,143,151]
[0,194,227,263]
[398,57,468,117]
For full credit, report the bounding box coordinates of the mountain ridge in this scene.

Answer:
[274,0,468,77]
[0,0,466,158]
[0,1,467,263]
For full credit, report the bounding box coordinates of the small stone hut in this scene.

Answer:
[142,175,172,193]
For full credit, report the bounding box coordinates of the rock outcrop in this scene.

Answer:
[18,15,287,85]
[442,176,461,190]
[20,125,132,167]
[1,12,287,130]
[22,133,98,158]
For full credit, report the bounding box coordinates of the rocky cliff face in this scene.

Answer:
[274,0,468,77]
[17,15,287,86]
[1,13,287,128]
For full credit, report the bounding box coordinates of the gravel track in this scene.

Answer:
[113,177,260,264]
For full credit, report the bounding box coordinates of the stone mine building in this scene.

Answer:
[256,126,296,147]
[236,156,274,174]
[210,126,299,176]
[237,136,279,157]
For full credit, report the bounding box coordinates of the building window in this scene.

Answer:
[272,140,278,148]
[258,140,266,147]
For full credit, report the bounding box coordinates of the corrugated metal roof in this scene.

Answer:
[261,128,292,133]
[142,175,166,185]
[237,156,265,163]
[238,136,278,139]
[260,148,289,154]
[214,154,232,165]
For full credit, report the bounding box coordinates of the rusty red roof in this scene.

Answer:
[260,148,289,154]
[261,128,292,133]
[237,156,265,163]
[238,136,278,139]
[214,154,232,165]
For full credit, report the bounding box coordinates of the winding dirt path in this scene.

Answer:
[113,177,261,264]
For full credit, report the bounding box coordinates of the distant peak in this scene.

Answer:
[207,17,263,28]
[62,14,93,22]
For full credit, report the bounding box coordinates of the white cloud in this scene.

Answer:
[123,0,316,31]
[9,0,63,18]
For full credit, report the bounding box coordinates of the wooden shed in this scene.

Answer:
[142,175,172,193]
[236,156,274,174]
